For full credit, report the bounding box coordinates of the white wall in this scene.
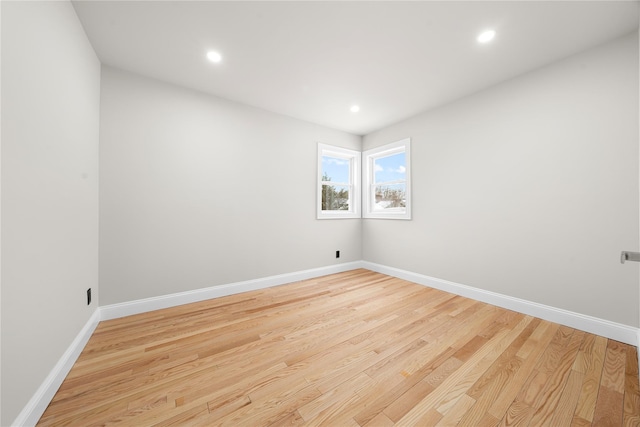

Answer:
[0,4,636,422]
[363,33,639,327]
[1,3,4,423]
[99,67,361,305]
[1,2,100,425]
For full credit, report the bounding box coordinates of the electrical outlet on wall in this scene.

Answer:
[336,250,340,258]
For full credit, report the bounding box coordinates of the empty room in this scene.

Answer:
[2,1,640,426]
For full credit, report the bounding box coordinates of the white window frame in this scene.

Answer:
[363,138,411,220]
[317,143,361,219]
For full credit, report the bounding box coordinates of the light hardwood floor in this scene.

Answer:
[38,269,640,426]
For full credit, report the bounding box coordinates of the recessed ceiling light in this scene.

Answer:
[350,105,360,113]
[206,51,222,63]
[477,30,496,44]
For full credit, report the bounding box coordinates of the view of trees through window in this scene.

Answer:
[321,173,349,210]
[374,184,406,209]
[373,152,406,211]
[317,144,360,219]
[321,154,351,211]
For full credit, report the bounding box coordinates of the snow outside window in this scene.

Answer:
[317,144,361,219]
[363,139,411,220]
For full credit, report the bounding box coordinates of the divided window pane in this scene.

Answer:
[364,139,411,219]
[322,155,350,185]
[372,151,407,212]
[317,144,360,219]
[317,140,409,220]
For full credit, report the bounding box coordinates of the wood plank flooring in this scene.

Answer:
[38,269,640,426]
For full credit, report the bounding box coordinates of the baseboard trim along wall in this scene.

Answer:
[16,261,639,426]
[101,261,640,345]
[100,261,364,321]
[13,308,101,427]
[14,262,362,426]
[362,261,639,346]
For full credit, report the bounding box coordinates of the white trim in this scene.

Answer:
[16,261,640,426]
[12,309,101,427]
[15,262,363,425]
[362,261,639,346]
[101,261,364,321]
[317,143,361,219]
[637,329,640,381]
[363,138,411,220]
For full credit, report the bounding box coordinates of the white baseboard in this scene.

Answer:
[14,260,639,426]
[14,262,363,426]
[362,261,639,346]
[100,261,364,321]
[12,308,101,427]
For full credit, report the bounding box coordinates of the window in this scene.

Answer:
[363,138,411,219]
[317,143,361,219]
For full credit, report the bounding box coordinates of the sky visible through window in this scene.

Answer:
[322,156,350,183]
[322,153,406,184]
[374,152,406,183]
